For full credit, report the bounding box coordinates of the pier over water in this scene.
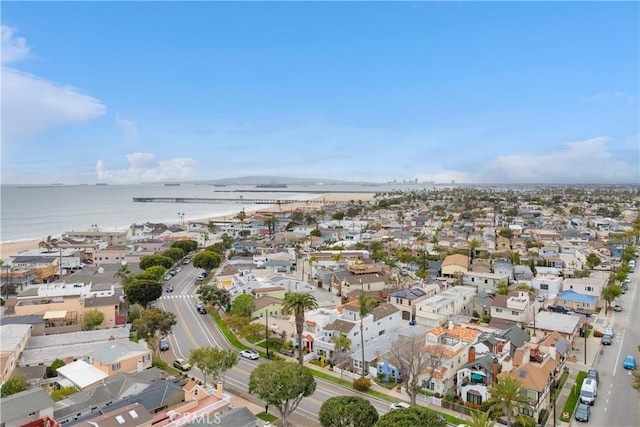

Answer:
[132,197,321,205]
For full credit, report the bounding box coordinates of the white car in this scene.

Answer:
[604,327,614,338]
[239,350,259,360]
[389,402,410,410]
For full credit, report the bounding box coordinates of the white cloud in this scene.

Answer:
[1,25,106,141]
[477,137,636,183]
[1,26,29,64]
[96,153,197,184]
[593,91,636,103]
[116,112,138,140]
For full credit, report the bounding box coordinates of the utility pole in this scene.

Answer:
[265,310,270,358]
[584,320,588,365]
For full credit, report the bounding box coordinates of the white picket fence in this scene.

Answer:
[332,366,361,380]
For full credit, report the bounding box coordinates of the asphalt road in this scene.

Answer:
[157,261,394,426]
[588,264,640,427]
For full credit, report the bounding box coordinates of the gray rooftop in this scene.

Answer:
[0,387,55,424]
[0,324,32,351]
[88,340,150,364]
[528,312,582,335]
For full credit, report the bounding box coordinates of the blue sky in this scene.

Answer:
[2,1,638,185]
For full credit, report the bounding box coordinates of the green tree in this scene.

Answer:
[83,309,105,330]
[189,347,239,387]
[162,247,185,262]
[225,314,250,333]
[206,242,227,256]
[113,263,134,287]
[133,308,177,357]
[310,228,322,238]
[220,233,234,248]
[487,376,531,427]
[239,322,265,343]
[51,386,78,401]
[39,235,59,252]
[49,359,65,377]
[196,286,230,312]
[192,251,222,271]
[498,229,514,240]
[127,303,144,323]
[467,409,496,427]
[282,292,319,365]
[601,285,622,315]
[468,238,481,260]
[0,375,29,397]
[171,239,198,254]
[332,333,352,378]
[264,215,279,238]
[248,361,317,427]
[496,279,510,295]
[231,294,256,317]
[319,396,379,427]
[357,294,378,377]
[375,407,446,427]
[139,254,173,270]
[586,253,601,269]
[125,279,163,307]
[331,211,346,221]
[144,265,167,281]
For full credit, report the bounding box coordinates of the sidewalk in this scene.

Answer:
[546,307,613,427]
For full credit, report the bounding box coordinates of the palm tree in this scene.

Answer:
[114,263,133,287]
[264,215,278,238]
[307,256,318,281]
[282,292,319,366]
[487,376,531,427]
[39,235,59,253]
[468,238,481,261]
[237,208,246,241]
[357,293,378,378]
[467,409,496,427]
[332,333,352,379]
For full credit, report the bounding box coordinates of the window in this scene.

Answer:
[540,284,549,290]
[512,311,519,316]
[143,354,151,362]
[422,380,435,390]
[112,362,121,370]
[586,286,593,292]
[495,308,503,313]
[519,406,534,417]
[467,390,483,406]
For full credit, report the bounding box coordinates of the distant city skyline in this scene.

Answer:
[1,2,638,185]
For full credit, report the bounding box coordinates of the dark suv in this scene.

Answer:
[548,305,569,314]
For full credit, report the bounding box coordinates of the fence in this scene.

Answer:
[333,366,361,380]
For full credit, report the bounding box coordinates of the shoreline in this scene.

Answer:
[0,192,375,258]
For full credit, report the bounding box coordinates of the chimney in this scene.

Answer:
[491,357,500,384]
[497,341,505,354]
[468,346,476,363]
[216,382,223,399]
[522,347,531,364]
[448,320,454,330]
[548,344,556,360]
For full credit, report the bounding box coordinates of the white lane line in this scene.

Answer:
[612,329,626,377]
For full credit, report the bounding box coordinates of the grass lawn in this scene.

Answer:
[212,313,250,350]
[256,412,278,422]
[560,371,587,422]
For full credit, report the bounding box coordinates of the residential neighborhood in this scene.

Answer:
[1,185,639,427]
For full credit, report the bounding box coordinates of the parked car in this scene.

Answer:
[196,301,207,314]
[580,378,598,405]
[623,355,636,370]
[148,301,157,309]
[159,337,169,351]
[548,305,569,314]
[173,358,192,371]
[613,304,622,312]
[166,284,174,292]
[182,258,192,264]
[604,327,614,338]
[164,274,172,281]
[196,272,206,281]
[239,350,259,360]
[575,403,590,422]
[389,402,411,410]
[601,335,612,345]
[574,308,592,317]
[587,369,599,383]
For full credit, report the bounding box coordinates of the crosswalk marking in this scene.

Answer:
[160,294,195,300]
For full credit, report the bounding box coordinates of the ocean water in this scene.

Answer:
[0,182,443,243]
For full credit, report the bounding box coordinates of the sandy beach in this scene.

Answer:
[0,192,375,258]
